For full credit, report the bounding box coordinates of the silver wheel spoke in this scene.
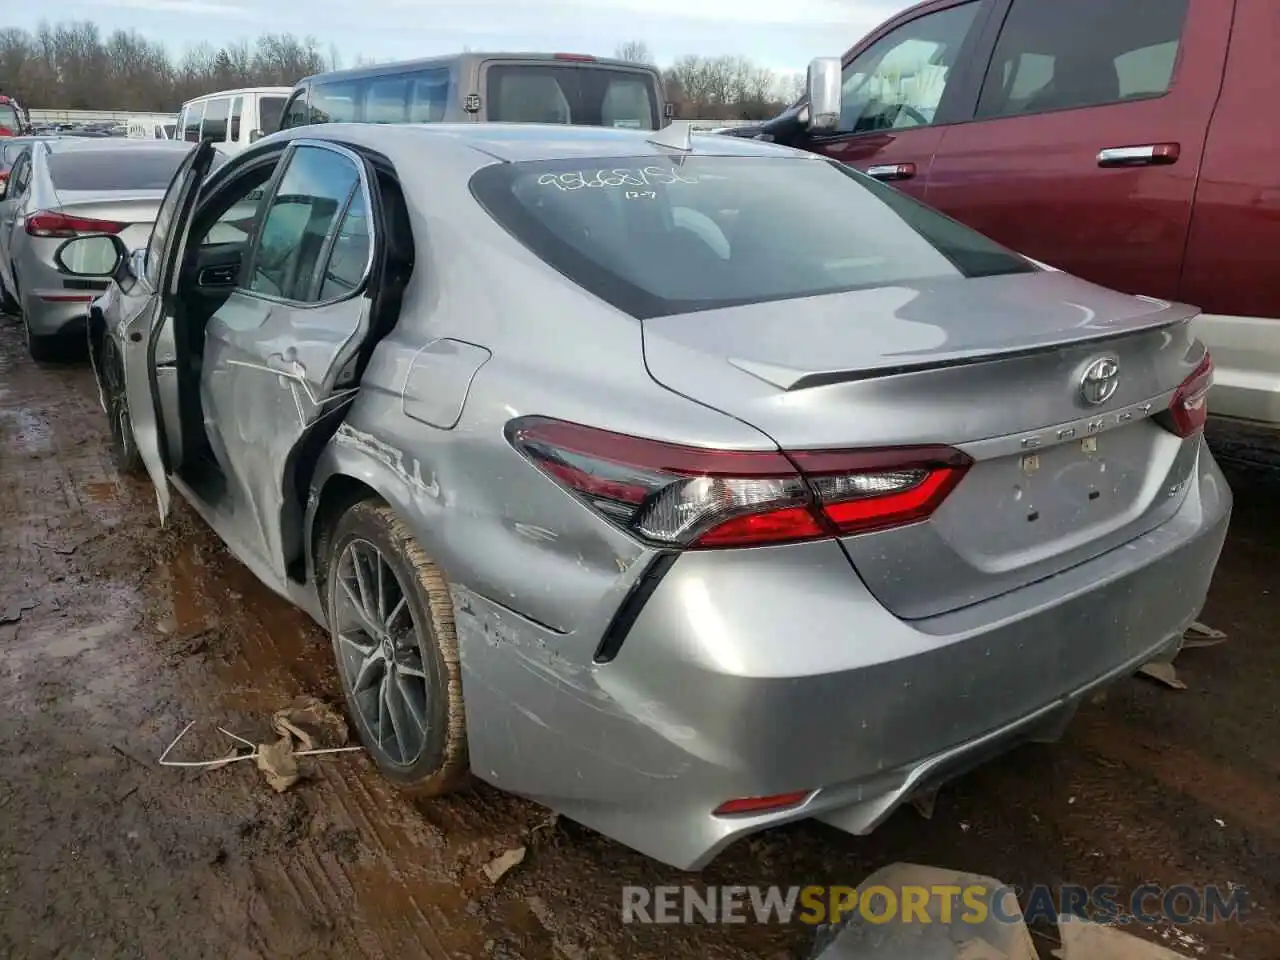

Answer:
[395,671,428,734]
[339,577,380,636]
[351,650,382,694]
[384,595,408,634]
[383,668,412,760]
[351,544,376,623]
[376,554,387,624]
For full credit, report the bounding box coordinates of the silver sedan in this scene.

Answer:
[59,122,1230,870]
[0,137,209,360]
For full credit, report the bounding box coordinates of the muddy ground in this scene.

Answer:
[1,318,1278,960]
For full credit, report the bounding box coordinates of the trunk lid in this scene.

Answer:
[641,270,1205,619]
[54,191,166,252]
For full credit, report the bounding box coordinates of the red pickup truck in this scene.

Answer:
[734,0,1277,444]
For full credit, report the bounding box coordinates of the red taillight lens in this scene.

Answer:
[1167,351,1214,438]
[507,417,971,549]
[25,210,127,238]
[713,791,812,816]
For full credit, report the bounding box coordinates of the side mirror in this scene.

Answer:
[249,128,264,143]
[806,56,842,133]
[53,234,129,280]
[663,102,675,120]
[0,177,7,200]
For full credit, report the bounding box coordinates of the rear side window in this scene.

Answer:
[249,145,363,302]
[47,150,191,191]
[202,98,230,141]
[977,0,1190,118]
[471,155,1034,320]
[319,190,372,299]
[259,96,287,134]
[310,82,358,124]
[485,65,659,129]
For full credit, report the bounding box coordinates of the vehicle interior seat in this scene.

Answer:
[1024,56,1120,114]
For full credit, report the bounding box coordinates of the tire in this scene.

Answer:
[0,277,17,316]
[326,500,469,794]
[24,318,64,363]
[101,338,144,474]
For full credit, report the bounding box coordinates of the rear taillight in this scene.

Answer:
[1166,351,1214,438]
[506,417,971,549]
[25,210,127,238]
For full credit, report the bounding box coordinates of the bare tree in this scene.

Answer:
[615,40,653,64]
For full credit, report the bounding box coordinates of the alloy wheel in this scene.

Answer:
[332,538,432,766]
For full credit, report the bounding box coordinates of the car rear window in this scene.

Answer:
[470,155,1036,319]
[48,149,192,191]
[485,65,659,130]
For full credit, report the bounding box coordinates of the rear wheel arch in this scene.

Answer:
[310,472,384,599]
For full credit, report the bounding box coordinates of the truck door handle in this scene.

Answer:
[1097,143,1180,168]
[865,162,917,181]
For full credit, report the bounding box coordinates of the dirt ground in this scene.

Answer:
[1,318,1278,960]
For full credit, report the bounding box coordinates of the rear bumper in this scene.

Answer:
[456,438,1231,869]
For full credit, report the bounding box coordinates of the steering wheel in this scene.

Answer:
[893,104,930,128]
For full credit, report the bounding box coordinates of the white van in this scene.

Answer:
[126,118,178,140]
[177,87,292,154]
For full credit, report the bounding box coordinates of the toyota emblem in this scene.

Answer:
[1080,356,1120,405]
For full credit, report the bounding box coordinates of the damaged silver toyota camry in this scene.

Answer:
[62,123,1229,870]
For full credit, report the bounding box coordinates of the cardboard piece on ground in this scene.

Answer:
[255,736,300,793]
[810,863,1038,960]
[1052,916,1190,960]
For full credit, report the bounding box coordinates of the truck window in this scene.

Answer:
[230,96,244,140]
[835,2,983,134]
[202,97,230,142]
[310,82,359,124]
[364,77,409,123]
[976,0,1191,118]
[485,64,660,129]
[407,69,451,122]
[259,96,287,134]
[280,91,309,130]
[183,103,205,142]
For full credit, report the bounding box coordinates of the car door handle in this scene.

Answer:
[865,162,917,181]
[1097,143,1180,168]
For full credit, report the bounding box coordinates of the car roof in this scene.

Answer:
[279,122,811,164]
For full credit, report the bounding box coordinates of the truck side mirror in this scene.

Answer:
[806,57,842,133]
[249,129,264,143]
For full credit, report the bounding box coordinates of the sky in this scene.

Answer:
[17,0,914,75]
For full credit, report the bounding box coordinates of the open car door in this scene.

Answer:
[197,140,385,581]
[121,139,218,522]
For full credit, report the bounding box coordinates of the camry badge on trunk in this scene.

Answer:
[1080,357,1120,405]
